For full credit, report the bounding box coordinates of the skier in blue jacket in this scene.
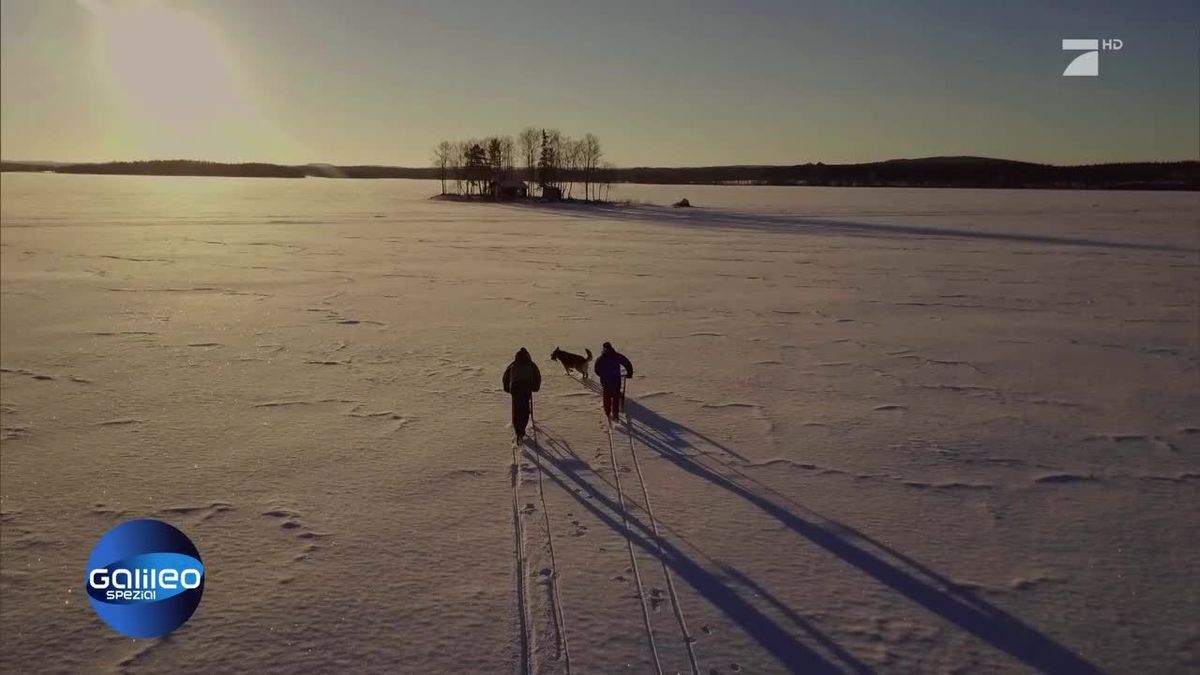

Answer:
[593,342,633,421]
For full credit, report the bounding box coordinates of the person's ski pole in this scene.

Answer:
[621,372,629,424]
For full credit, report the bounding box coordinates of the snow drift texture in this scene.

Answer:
[1,175,1197,673]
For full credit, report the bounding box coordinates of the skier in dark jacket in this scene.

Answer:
[502,347,541,442]
[593,342,633,421]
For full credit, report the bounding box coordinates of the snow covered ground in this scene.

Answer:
[1,174,1197,674]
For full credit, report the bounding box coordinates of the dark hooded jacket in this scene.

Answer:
[593,345,633,390]
[503,348,542,395]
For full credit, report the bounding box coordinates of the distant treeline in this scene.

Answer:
[3,156,1197,190]
[616,157,1200,190]
[0,160,438,180]
[5,160,309,178]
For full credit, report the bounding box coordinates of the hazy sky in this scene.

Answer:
[2,0,1197,166]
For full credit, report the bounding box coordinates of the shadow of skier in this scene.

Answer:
[530,426,865,674]
[617,402,1105,675]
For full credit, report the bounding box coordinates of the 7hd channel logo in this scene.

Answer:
[85,519,205,638]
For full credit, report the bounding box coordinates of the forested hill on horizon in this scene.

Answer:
[2,156,1197,190]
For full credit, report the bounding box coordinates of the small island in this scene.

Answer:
[429,128,617,202]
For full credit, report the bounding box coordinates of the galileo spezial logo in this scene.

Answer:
[1062,38,1123,76]
[86,519,205,638]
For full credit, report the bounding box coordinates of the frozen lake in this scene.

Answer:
[2,173,1198,673]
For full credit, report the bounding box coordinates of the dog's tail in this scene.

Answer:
[585,348,593,361]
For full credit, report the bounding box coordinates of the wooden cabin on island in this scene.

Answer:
[487,178,529,200]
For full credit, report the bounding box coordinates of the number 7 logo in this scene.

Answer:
[1062,39,1100,76]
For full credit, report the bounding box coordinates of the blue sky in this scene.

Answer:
[2,0,1197,165]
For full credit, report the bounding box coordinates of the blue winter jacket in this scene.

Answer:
[593,350,633,390]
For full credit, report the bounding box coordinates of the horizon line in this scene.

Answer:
[3,155,1198,170]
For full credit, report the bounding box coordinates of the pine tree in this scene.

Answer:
[537,129,556,192]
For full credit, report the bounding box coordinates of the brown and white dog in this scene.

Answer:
[550,347,593,379]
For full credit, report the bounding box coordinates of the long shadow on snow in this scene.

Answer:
[576,378,749,462]
[503,201,1192,254]
[530,427,860,674]
[615,396,1105,674]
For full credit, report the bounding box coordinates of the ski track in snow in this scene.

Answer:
[602,415,664,674]
[621,416,702,674]
[508,439,533,674]
[524,426,574,675]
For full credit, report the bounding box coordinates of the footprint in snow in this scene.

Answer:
[1034,473,1097,485]
[91,503,126,519]
[649,588,667,610]
[160,502,233,523]
[96,418,144,426]
[262,506,331,563]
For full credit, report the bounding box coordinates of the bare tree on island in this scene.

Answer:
[452,141,468,195]
[518,127,539,185]
[600,161,616,201]
[566,136,586,199]
[581,133,602,201]
[500,135,516,175]
[432,141,453,195]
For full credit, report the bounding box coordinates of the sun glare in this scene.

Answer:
[79,0,301,161]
